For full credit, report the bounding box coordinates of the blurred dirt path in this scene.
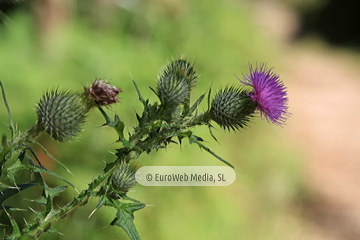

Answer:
[254,1,360,239]
[283,48,360,240]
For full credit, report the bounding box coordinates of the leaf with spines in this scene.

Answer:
[0,183,37,205]
[28,165,74,188]
[98,107,128,145]
[92,193,145,240]
[4,209,21,240]
[187,93,205,117]
[188,135,235,168]
[5,159,27,184]
[110,201,145,240]
[33,141,73,175]
[133,84,159,128]
[0,134,11,175]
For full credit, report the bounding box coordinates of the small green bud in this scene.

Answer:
[156,56,198,111]
[35,90,89,142]
[160,57,197,87]
[210,86,257,130]
[110,162,138,196]
[157,74,190,106]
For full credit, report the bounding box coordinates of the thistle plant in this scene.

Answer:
[0,56,289,240]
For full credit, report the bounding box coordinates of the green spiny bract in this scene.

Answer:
[160,58,197,88]
[157,74,190,107]
[110,162,138,197]
[35,90,90,142]
[155,57,198,118]
[210,86,257,130]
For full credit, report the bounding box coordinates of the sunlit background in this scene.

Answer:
[1,0,359,239]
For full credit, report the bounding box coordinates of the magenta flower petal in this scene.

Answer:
[239,63,290,125]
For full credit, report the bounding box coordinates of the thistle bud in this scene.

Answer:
[160,58,197,87]
[84,79,121,107]
[210,86,257,130]
[156,57,197,109]
[110,162,138,196]
[157,75,190,106]
[35,90,90,142]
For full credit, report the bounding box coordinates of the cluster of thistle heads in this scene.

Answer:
[29,55,289,194]
[32,56,289,143]
[153,56,290,130]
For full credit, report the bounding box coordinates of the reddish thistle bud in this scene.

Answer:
[85,79,121,107]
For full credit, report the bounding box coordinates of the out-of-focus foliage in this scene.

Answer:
[0,0,305,239]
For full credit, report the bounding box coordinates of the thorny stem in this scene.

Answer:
[129,112,211,146]
[12,101,211,239]
[22,167,114,237]
[129,127,150,146]
[11,124,42,149]
[183,112,211,128]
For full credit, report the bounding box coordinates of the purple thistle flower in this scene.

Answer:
[238,63,290,126]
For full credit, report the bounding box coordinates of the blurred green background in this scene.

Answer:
[0,0,316,239]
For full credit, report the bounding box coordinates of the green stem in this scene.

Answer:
[0,81,15,139]
[183,112,211,128]
[24,124,42,140]
[22,169,114,238]
[129,127,150,146]
[9,124,42,151]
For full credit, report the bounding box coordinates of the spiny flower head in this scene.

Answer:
[159,57,198,88]
[35,90,89,142]
[110,162,138,196]
[239,63,290,126]
[210,86,257,130]
[85,79,121,107]
[156,56,198,108]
